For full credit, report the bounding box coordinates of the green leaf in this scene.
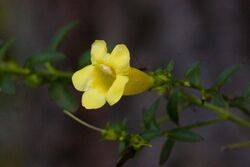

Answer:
[210,91,227,108]
[242,84,250,99]
[26,50,65,66]
[159,138,175,165]
[166,60,175,73]
[0,38,15,60]
[167,128,203,143]
[167,90,180,125]
[25,74,44,87]
[185,62,201,85]
[213,64,242,88]
[0,73,15,95]
[49,21,77,50]
[77,50,91,68]
[49,82,79,112]
[143,99,160,130]
[141,129,162,141]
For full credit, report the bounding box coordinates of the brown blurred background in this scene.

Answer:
[0,0,250,166]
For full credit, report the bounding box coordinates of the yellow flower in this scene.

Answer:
[72,40,153,109]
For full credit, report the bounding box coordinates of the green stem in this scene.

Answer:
[0,61,72,80]
[162,117,226,136]
[222,140,250,151]
[190,96,250,129]
[62,110,105,133]
[181,117,226,129]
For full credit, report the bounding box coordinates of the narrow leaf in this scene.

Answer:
[210,91,227,108]
[77,50,91,68]
[49,82,79,112]
[166,60,175,73]
[242,83,250,99]
[49,21,77,50]
[213,64,242,88]
[185,62,201,85]
[141,129,162,141]
[167,90,180,125]
[0,38,15,60]
[159,138,175,165]
[26,50,65,66]
[143,99,160,130]
[167,128,203,143]
[0,73,15,95]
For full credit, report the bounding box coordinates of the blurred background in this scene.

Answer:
[0,0,249,166]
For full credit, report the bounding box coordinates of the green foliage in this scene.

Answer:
[166,60,175,73]
[0,73,15,94]
[0,38,15,60]
[213,64,242,88]
[242,84,250,99]
[24,74,44,87]
[159,138,175,165]
[49,21,77,50]
[1,21,250,167]
[210,90,228,108]
[49,82,78,112]
[103,121,128,141]
[167,128,203,142]
[143,99,160,130]
[167,90,180,125]
[25,50,65,67]
[185,61,201,86]
[77,50,91,68]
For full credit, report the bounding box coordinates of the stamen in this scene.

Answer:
[99,64,115,76]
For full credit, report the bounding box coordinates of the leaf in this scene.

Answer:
[242,83,250,99]
[167,128,203,143]
[141,129,162,141]
[0,73,15,95]
[26,50,65,66]
[77,50,91,68]
[167,90,180,125]
[0,38,15,60]
[185,62,201,85]
[159,138,175,165]
[213,64,242,88]
[49,82,79,112]
[143,99,160,130]
[166,60,175,73]
[49,21,78,50]
[210,91,227,108]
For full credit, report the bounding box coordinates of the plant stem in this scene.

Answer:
[189,96,250,129]
[0,61,72,80]
[222,140,250,151]
[162,117,226,136]
[62,110,105,133]
[181,117,226,129]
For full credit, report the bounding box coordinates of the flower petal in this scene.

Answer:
[72,65,95,91]
[91,40,107,64]
[106,75,128,105]
[123,67,154,95]
[82,89,106,109]
[109,44,130,75]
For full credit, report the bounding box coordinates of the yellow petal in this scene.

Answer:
[109,44,130,75]
[123,68,154,95]
[82,89,106,109]
[106,75,128,105]
[91,40,107,64]
[72,65,95,91]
